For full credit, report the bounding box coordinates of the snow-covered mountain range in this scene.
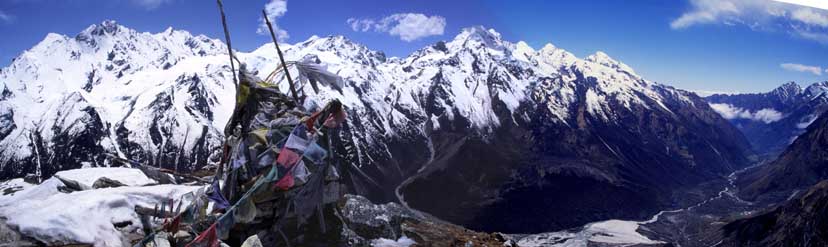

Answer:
[0,20,231,179]
[0,20,755,233]
[706,81,828,156]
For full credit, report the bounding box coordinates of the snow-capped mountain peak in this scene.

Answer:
[81,20,121,36]
[770,81,803,101]
[451,26,503,45]
[535,43,578,73]
[804,81,828,99]
[512,41,535,63]
[0,21,233,178]
[585,51,637,76]
[446,26,511,58]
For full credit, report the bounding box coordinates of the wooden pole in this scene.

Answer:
[215,0,236,181]
[217,0,238,87]
[262,9,300,105]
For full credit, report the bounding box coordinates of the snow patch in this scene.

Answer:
[52,167,157,188]
[0,168,198,246]
[797,114,819,129]
[370,236,416,247]
[517,219,663,246]
[585,89,608,120]
[0,178,34,197]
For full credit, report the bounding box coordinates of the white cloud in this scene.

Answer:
[346,13,446,42]
[0,10,14,23]
[671,0,828,44]
[793,28,828,43]
[780,63,823,75]
[791,7,828,26]
[754,108,785,123]
[346,18,372,32]
[131,0,172,10]
[709,103,784,123]
[774,0,828,11]
[670,0,747,29]
[256,0,289,40]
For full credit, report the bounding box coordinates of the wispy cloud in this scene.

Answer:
[709,103,784,123]
[671,0,828,44]
[347,13,446,42]
[670,0,748,29]
[131,0,172,10]
[793,28,828,43]
[256,0,288,40]
[0,9,14,23]
[780,63,823,75]
[791,7,828,26]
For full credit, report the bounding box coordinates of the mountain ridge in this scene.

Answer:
[706,81,828,156]
[0,20,754,233]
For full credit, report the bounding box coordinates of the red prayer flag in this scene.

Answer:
[276,147,301,167]
[274,172,295,190]
[185,223,219,247]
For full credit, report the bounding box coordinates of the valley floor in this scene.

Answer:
[514,161,778,247]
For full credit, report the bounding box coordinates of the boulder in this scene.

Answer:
[92,177,128,189]
[23,174,40,185]
[150,232,171,247]
[337,194,515,246]
[241,235,263,247]
[54,175,90,193]
[0,219,38,247]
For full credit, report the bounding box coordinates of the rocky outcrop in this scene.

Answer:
[336,194,515,246]
[214,194,515,247]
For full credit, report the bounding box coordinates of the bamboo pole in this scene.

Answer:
[262,9,300,105]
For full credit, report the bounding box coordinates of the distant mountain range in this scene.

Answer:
[706,81,828,157]
[0,20,763,234]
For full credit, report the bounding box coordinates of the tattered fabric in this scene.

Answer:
[207,179,230,211]
[185,223,219,247]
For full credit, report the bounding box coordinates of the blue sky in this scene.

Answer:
[0,0,826,93]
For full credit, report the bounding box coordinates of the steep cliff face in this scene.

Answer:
[0,22,754,233]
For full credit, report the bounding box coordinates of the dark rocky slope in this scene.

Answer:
[721,180,828,247]
[738,111,828,201]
